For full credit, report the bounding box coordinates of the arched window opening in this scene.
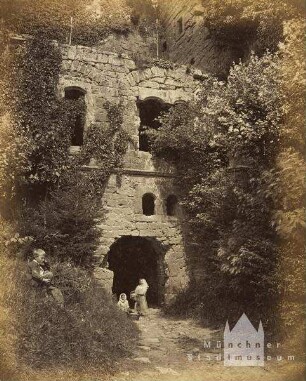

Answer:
[137,98,171,152]
[166,195,178,216]
[64,87,86,146]
[142,193,155,216]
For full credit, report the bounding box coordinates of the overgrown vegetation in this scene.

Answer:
[0,225,139,376]
[15,261,138,371]
[0,0,304,378]
[0,0,158,46]
[1,34,130,263]
[150,16,305,338]
[0,4,134,375]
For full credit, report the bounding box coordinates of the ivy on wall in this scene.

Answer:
[7,37,72,202]
[1,33,130,265]
[80,101,130,176]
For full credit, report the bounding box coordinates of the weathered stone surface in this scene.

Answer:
[159,0,247,78]
[57,43,199,304]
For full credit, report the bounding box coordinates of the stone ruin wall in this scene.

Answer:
[58,43,201,302]
[93,172,189,304]
[58,43,199,152]
[159,0,246,78]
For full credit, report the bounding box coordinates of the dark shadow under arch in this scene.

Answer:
[107,236,167,306]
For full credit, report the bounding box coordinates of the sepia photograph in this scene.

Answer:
[0,1,305,380]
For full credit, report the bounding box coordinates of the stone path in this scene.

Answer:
[111,309,301,381]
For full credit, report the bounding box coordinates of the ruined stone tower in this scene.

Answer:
[58,43,201,305]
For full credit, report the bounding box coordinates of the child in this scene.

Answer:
[29,248,53,286]
[28,248,64,307]
[117,293,130,313]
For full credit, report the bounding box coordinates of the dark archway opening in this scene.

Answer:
[108,236,165,306]
[137,97,171,152]
[64,87,86,146]
[142,193,155,216]
[166,194,178,216]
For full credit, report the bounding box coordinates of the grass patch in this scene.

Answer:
[0,240,139,378]
[15,261,139,372]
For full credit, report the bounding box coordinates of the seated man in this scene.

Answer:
[28,248,64,307]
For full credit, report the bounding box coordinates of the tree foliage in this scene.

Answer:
[151,17,305,331]
[11,38,73,194]
[0,0,132,45]
[0,34,129,266]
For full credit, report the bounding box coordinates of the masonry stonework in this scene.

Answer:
[159,0,246,78]
[58,44,201,303]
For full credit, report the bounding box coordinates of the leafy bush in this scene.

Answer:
[0,220,126,378]
[0,0,132,45]
[151,27,305,335]
[0,221,20,381]
[18,170,102,267]
[9,255,139,372]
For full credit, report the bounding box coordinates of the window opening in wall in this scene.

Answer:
[177,17,183,34]
[142,193,155,216]
[162,41,168,52]
[64,87,86,146]
[166,194,178,216]
[137,97,171,152]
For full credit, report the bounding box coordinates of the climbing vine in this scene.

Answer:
[80,101,130,175]
[0,31,130,266]
[7,37,72,202]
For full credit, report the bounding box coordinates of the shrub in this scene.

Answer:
[12,258,139,371]
[18,171,102,267]
[151,43,305,337]
[0,221,20,380]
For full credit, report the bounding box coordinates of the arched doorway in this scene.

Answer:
[107,236,166,306]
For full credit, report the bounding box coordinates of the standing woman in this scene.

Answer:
[134,279,149,316]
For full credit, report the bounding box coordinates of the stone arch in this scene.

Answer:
[64,86,87,96]
[106,235,168,306]
[135,183,162,215]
